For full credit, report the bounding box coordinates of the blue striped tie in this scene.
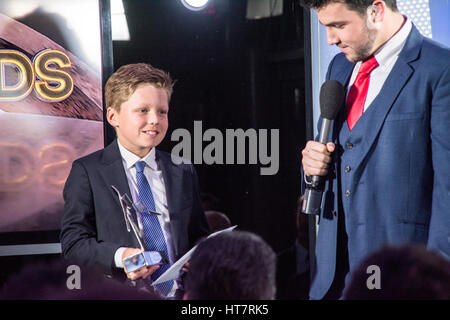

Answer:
[135,160,173,296]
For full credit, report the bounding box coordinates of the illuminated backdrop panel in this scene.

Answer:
[0,0,104,234]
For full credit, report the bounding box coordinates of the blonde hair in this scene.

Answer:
[105,63,174,111]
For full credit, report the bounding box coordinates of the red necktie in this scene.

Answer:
[346,56,379,130]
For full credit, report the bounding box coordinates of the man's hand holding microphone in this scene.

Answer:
[301,80,344,215]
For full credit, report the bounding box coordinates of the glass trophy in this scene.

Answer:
[110,185,168,273]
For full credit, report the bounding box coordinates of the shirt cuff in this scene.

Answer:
[114,247,127,268]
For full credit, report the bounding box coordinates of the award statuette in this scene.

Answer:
[111,185,168,273]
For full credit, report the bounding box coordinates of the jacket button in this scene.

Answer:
[345,190,351,197]
[345,166,351,172]
[346,142,353,149]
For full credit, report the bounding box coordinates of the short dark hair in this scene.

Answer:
[184,231,277,300]
[344,244,450,300]
[204,210,232,233]
[299,0,398,15]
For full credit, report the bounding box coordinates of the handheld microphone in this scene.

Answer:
[302,80,344,215]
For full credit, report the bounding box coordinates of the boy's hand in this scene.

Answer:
[122,248,160,281]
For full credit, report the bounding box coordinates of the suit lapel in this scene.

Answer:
[329,56,354,143]
[333,59,354,87]
[98,140,139,247]
[99,140,132,201]
[352,26,423,171]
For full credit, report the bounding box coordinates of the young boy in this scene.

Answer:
[60,63,209,298]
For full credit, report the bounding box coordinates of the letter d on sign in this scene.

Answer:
[66,265,81,290]
[366,265,381,290]
[0,50,34,101]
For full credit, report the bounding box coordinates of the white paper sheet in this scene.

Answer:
[152,225,237,285]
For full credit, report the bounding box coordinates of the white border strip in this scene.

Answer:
[0,243,62,256]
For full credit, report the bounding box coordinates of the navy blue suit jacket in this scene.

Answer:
[309,25,450,299]
[60,140,209,277]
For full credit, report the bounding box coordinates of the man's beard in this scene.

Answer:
[348,23,377,63]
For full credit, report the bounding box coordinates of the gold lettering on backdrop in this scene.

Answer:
[38,143,75,193]
[34,50,74,102]
[0,142,75,193]
[0,143,36,192]
[0,50,35,101]
[0,49,74,102]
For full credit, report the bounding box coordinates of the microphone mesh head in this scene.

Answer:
[320,80,345,120]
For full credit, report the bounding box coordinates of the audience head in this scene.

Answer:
[204,210,232,233]
[200,192,222,211]
[184,230,277,300]
[344,244,450,300]
[0,258,160,300]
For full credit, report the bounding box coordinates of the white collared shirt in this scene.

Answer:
[347,17,412,111]
[114,141,177,295]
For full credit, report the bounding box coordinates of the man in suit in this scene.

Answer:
[300,0,450,299]
[60,63,209,298]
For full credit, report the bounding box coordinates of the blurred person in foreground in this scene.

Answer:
[183,230,277,300]
[344,244,450,300]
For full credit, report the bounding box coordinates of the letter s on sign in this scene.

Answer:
[34,49,74,102]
